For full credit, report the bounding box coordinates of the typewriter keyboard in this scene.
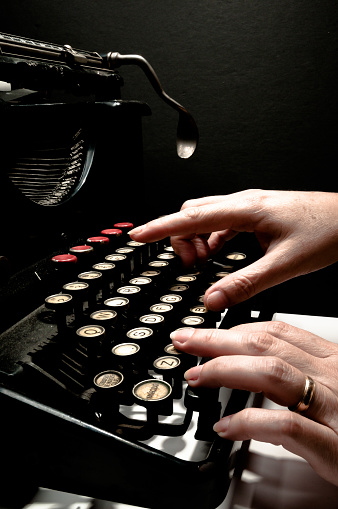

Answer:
[0,224,270,509]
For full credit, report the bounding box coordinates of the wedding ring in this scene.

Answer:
[288,375,315,413]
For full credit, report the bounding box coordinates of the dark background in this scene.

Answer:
[1,1,338,318]
[1,0,338,216]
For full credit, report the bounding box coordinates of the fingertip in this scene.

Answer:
[206,290,228,311]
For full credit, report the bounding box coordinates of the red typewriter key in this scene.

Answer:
[69,244,94,256]
[114,222,133,233]
[51,254,77,264]
[87,236,110,260]
[69,245,94,269]
[51,253,78,282]
[101,228,123,246]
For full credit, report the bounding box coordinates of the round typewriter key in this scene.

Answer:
[78,270,102,308]
[176,275,197,283]
[133,379,172,403]
[133,379,173,420]
[153,355,182,397]
[45,293,73,309]
[45,293,73,335]
[126,326,153,352]
[69,244,94,255]
[157,253,176,261]
[69,244,94,268]
[160,294,182,304]
[87,236,109,246]
[94,369,124,390]
[52,253,77,264]
[114,222,134,232]
[78,270,102,281]
[150,303,173,314]
[181,316,205,327]
[77,324,105,339]
[168,283,190,295]
[104,297,130,324]
[225,252,247,270]
[62,281,88,319]
[129,276,152,286]
[90,309,117,328]
[226,252,246,260]
[153,355,180,372]
[117,286,142,311]
[148,260,169,268]
[164,343,196,370]
[112,342,140,357]
[63,281,89,294]
[105,253,127,284]
[101,228,123,248]
[76,324,105,355]
[93,262,116,297]
[115,247,135,274]
[139,314,165,332]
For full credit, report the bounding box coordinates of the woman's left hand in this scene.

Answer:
[170,321,338,486]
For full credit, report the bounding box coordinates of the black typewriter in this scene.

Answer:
[0,32,297,509]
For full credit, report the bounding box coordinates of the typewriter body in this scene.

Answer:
[1,33,336,509]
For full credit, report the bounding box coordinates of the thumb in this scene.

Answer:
[205,245,296,309]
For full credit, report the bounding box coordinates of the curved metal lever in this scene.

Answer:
[106,52,198,158]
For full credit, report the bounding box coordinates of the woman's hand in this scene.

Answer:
[129,190,338,310]
[170,322,338,486]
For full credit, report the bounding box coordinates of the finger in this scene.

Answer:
[230,320,338,358]
[184,355,306,407]
[170,234,211,267]
[170,327,317,374]
[204,239,303,310]
[128,191,263,243]
[183,355,331,423]
[213,408,338,486]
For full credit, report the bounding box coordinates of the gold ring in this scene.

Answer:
[288,375,315,413]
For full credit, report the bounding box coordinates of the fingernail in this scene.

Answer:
[213,415,232,437]
[170,328,195,343]
[184,365,202,383]
[128,226,145,237]
[206,290,226,311]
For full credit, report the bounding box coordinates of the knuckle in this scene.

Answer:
[260,356,290,383]
[280,413,304,439]
[244,332,274,355]
[229,273,257,302]
[266,320,292,337]
[181,206,201,223]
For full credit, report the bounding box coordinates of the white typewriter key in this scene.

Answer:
[149,303,173,314]
[133,379,172,405]
[132,379,173,420]
[93,370,125,410]
[104,296,129,314]
[45,293,73,335]
[160,294,182,304]
[45,293,73,310]
[139,314,165,334]
[94,369,124,391]
[181,316,205,327]
[76,325,105,354]
[226,252,246,260]
[153,355,182,398]
[90,310,117,334]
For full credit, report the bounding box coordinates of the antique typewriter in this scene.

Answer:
[0,32,325,509]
